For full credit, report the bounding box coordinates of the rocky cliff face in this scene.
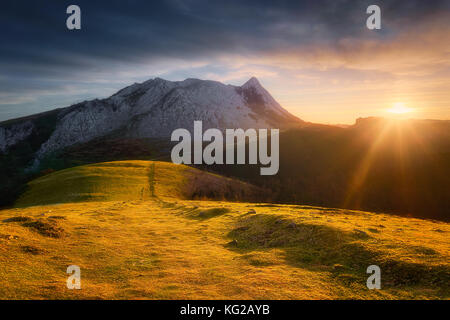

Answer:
[0,121,34,152]
[0,77,302,167]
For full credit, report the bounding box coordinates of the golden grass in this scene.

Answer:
[0,161,448,299]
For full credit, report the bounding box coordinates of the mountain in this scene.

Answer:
[0,77,302,167]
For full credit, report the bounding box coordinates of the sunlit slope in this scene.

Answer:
[0,200,448,299]
[16,161,264,207]
[1,161,448,299]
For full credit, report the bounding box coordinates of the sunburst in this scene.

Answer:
[387,102,413,114]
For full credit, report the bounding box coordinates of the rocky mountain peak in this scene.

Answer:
[242,76,262,89]
[0,76,303,167]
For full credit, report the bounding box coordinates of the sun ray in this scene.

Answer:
[343,120,394,208]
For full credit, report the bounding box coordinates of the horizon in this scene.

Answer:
[1,75,448,126]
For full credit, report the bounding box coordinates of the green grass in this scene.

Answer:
[0,161,448,299]
[16,161,264,207]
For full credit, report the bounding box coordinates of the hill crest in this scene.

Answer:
[15,160,268,207]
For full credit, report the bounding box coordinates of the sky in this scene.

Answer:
[0,0,449,124]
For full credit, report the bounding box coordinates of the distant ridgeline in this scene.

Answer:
[199,118,450,222]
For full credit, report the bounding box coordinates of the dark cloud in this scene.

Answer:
[0,0,448,120]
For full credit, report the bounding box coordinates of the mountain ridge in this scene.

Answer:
[0,77,302,166]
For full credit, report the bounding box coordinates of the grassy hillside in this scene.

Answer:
[205,118,450,221]
[16,161,267,207]
[4,118,448,222]
[0,161,448,299]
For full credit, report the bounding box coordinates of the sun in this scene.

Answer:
[387,102,413,114]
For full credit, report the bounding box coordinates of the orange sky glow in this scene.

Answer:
[206,17,450,124]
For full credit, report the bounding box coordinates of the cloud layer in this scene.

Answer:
[0,0,449,123]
